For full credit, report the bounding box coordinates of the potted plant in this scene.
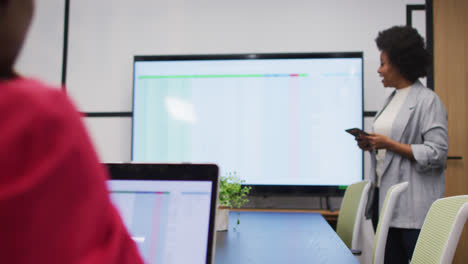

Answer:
[216,171,251,231]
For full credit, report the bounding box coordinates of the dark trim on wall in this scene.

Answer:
[83,112,133,117]
[61,0,70,89]
[81,111,379,120]
[426,0,434,90]
[364,111,377,117]
[406,3,434,91]
[406,4,425,27]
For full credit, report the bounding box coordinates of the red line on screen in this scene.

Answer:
[149,193,164,262]
[289,77,299,179]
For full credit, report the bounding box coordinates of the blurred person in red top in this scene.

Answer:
[0,0,144,263]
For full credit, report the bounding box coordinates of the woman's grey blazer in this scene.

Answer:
[369,80,448,229]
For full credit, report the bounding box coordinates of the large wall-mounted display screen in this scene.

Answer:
[132,53,363,193]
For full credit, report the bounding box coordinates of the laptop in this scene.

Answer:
[106,163,219,264]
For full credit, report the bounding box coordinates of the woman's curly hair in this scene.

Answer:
[375,26,430,83]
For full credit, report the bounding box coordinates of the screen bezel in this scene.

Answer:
[131,52,364,196]
[106,163,219,264]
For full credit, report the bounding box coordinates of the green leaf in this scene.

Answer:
[218,171,251,208]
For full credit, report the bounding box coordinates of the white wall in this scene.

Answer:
[66,0,424,113]
[15,0,64,87]
[16,0,426,175]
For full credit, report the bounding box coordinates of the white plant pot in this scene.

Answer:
[216,208,229,231]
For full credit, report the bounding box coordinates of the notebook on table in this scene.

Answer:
[106,163,219,264]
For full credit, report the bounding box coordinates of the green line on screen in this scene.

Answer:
[338,185,348,190]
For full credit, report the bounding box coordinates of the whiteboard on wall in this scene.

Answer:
[66,0,425,113]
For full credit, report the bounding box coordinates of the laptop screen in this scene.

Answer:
[106,163,219,264]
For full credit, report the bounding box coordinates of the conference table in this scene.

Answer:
[215,211,359,264]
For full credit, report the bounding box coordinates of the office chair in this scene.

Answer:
[372,181,409,264]
[336,180,371,254]
[411,195,468,264]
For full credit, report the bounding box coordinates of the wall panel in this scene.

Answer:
[83,117,133,162]
[433,0,468,262]
[15,0,65,87]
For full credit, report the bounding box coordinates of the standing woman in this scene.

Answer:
[0,0,143,263]
[356,26,448,263]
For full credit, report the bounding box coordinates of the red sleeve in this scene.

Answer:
[0,79,143,264]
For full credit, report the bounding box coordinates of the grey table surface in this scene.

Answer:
[214,211,360,264]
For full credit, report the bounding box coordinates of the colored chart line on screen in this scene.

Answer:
[112,191,170,194]
[139,73,308,79]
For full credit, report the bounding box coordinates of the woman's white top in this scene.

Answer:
[374,86,411,187]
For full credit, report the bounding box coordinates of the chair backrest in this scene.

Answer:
[336,180,371,249]
[411,195,468,264]
[372,181,409,264]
